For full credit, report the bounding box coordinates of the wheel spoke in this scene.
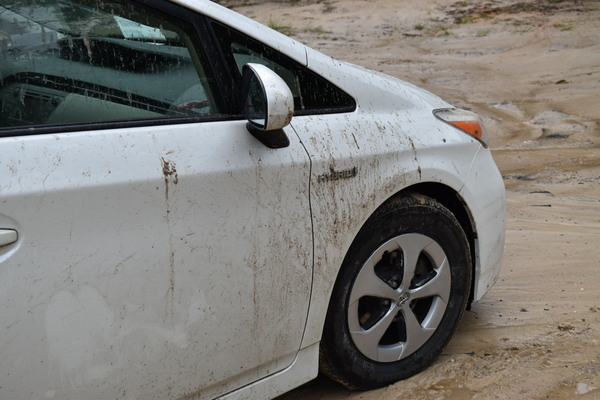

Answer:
[409,239,450,330]
[395,234,433,291]
[410,257,450,303]
[375,304,435,362]
[421,297,447,329]
[349,240,402,305]
[349,267,398,306]
[401,304,435,355]
[349,306,399,360]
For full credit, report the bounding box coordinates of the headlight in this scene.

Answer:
[433,108,489,147]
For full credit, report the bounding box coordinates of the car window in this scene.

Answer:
[0,0,222,135]
[211,22,356,116]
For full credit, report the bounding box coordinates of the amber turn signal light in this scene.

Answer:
[433,108,488,147]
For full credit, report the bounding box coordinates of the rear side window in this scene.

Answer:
[211,22,355,116]
[0,0,222,135]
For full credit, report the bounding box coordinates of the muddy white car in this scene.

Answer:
[0,0,505,399]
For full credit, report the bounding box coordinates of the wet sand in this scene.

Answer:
[220,0,600,398]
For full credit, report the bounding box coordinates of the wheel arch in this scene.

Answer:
[388,182,477,308]
[319,182,478,343]
[318,183,475,389]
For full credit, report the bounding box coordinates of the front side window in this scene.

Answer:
[0,0,222,135]
[211,22,356,116]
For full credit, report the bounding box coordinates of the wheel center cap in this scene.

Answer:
[396,292,410,307]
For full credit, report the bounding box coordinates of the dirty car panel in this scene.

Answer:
[0,0,505,399]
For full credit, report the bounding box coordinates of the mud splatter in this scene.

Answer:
[160,157,178,320]
[160,157,179,201]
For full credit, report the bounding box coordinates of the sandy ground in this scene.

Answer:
[218,1,600,398]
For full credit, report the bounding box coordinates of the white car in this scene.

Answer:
[0,1,505,399]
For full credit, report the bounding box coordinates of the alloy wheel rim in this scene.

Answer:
[347,233,451,362]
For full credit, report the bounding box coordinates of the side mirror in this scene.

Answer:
[241,63,294,149]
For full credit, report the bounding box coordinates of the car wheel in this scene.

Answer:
[320,193,472,390]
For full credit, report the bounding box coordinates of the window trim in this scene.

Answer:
[0,114,238,138]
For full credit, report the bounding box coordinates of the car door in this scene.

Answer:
[0,2,312,399]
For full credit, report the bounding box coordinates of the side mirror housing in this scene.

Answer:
[241,63,294,148]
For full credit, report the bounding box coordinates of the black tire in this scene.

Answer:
[320,193,472,390]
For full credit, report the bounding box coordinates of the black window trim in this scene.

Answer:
[0,114,240,138]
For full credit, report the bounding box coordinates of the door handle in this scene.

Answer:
[0,229,18,247]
